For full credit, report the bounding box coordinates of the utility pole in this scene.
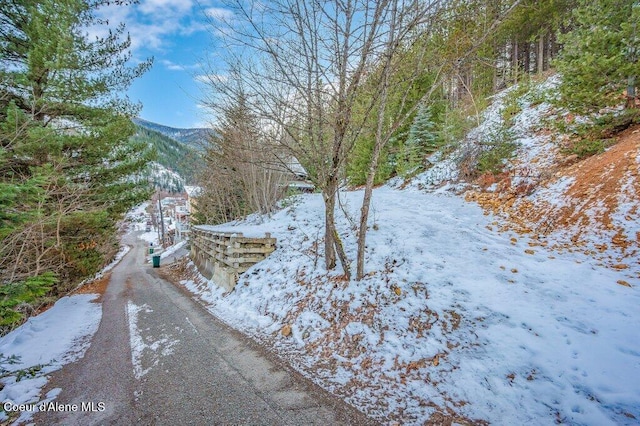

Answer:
[158,196,166,248]
[155,194,161,244]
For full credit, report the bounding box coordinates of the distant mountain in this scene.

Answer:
[133,118,213,148]
[130,123,203,189]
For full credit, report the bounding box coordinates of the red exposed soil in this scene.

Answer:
[466,124,640,277]
[73,272,111,302]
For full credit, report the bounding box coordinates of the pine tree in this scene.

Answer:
[408,105,438,152]
[0,0,153,328]
[554,0,640,114]
[196,92,287,223]
[0,273,57,328]
[394,105,439,178]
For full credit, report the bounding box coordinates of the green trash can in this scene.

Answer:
[149,247,154,254]
[152,255,161,268]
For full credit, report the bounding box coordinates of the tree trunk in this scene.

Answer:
[493,50,500,92]
[333,227,350,280]
[323,184,337,271]
[356,21,394,280]
[512,39,519,83]
[548,30,556,58]
[626,75,637,109]
[523,42,530,74]
[356,141,383,280]
[322,177,352,278]
[537,32,545,74]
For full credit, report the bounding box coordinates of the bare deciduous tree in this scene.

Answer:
[202,0,524,280]
[355,0,525,279]
[204,0,434,277]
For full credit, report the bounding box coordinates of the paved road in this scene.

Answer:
[36,234,376,425]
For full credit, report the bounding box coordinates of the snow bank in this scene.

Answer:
[0,295,102,424]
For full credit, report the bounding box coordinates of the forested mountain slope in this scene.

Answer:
[130,124,204,192]
[133,118,212,148]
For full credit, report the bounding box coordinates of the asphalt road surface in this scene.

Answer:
[36,234,377,425]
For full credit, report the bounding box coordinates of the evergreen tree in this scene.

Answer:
[196,92,287,224]
[407,105,438,152]
[554,0,640,114]
[346,41,442,186]
[395,105,439,178]
[0,0,152,328]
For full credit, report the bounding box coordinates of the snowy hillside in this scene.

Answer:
[181,187,638,425]
[0,297,102,424]
[147,161,185,193]
[177,77,640,424]
[407,76,638,276]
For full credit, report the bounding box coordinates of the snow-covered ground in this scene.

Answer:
[406,76,561,192]
[181,187,639,424]
[0,295,102,424]
[175,76,639,424]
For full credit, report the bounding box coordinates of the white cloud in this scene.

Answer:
[161,59,201,71]
[161,59,185,71]
[88,0,217,54]
[130,22,179,51]
[84,3,130,41]
[139,0,194,16]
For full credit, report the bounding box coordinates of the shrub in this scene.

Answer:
[558,109,639,158]
[473,125,517,175]
[476,140,518,175]
[0,273,56,329]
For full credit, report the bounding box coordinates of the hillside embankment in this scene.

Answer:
[466,123,639,281]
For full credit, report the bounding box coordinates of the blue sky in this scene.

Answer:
[98,0,229,129]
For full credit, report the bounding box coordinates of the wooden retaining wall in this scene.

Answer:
[190,226,276,291]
